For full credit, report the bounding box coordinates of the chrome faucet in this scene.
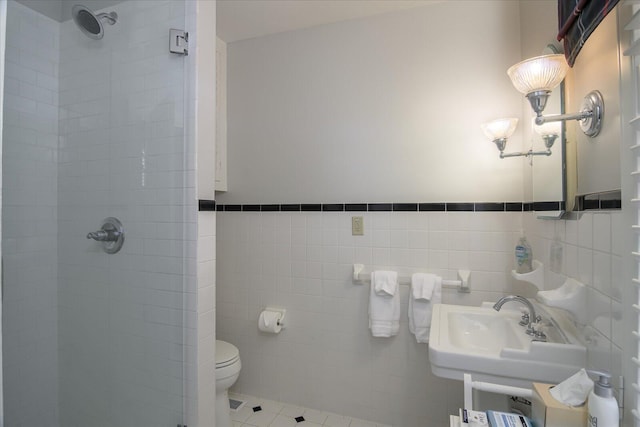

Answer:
[493,295,543,338]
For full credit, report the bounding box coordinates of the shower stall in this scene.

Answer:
[0,0,202,425]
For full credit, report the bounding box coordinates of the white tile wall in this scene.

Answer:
[217,210,524,426]
[196,210,216,426]
[218,209,624,424]
[2,2,59,425]
[523,211,623,390]
[183,1,217,425]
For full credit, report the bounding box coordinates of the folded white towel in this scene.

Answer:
[369,271,400,337]
[409,273,442,343]
[411,273,437,300]
[372,270,398,296]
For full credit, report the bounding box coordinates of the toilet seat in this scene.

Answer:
[216,340,240,369]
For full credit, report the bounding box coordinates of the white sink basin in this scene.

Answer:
[429,303,586,388]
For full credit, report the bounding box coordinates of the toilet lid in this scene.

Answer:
[216,340,240,367]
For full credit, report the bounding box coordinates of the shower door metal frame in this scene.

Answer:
[0,0,6,424]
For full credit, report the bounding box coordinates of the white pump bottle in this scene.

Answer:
[587,371,619,427]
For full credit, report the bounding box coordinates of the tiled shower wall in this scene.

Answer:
[216,210,526,426]
[2,2,59,425]
[56,1,193,425]
[2,1,210,425]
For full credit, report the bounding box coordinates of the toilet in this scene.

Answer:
[215,340,242,427]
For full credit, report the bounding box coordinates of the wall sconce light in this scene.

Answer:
[532,120,561,155]
[481,118,519,158]
[482,118,562,159]
[507,53,604,137]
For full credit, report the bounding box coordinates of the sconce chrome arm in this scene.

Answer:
[494,132,557,159]
[499,148,552,159]
[535,110,591,125]
[532,90,604,138]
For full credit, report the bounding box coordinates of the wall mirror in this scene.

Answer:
[531,7,623,218]
[529,45,569,219]
[568,6,621,209]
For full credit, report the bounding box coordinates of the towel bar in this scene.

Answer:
[352,264,471,293]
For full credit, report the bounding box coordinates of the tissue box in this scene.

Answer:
[531,383,587,427]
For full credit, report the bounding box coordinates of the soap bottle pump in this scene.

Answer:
[587,371,619,427]
[515,231,533,274]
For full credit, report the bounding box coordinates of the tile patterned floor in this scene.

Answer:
[229,393,393,427]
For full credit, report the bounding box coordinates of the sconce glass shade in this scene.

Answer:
[507,54,569,95]
[533,119,561,137]
[481,118,518,141]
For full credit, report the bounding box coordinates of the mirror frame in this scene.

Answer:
[533,45,568,219]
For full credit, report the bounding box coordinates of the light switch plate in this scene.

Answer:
[352,216,364,236]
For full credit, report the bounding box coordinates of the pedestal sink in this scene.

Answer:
[429,303,586,388]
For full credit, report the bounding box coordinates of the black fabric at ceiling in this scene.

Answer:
[557,0,619,66]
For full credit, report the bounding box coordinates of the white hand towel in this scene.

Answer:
[372,270,398,296]
[411,273,437,300]
[409,273,442,343]
[369,271,400,337]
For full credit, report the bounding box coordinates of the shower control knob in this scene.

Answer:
[87,217,124,254]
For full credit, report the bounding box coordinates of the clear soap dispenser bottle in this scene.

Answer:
[515,231,533,274]
[587,371,619,427]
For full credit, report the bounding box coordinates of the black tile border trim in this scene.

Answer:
[261,204,280,212]
[574,190,622,211]
[506,202,524,212]
[393,203,418,211]
[243,204,261,212]
[419,203,445,211]
[198,200,216,211]
[206,197,620,213]
[446,203,474,212]
[474,202,505,212]
[368,203,392,211]
[214,201,570,212]
[281,204,301,211]
[532,201,562,211]
[301,204,322,211]
[323,204,344,211]
[345,203,367,211]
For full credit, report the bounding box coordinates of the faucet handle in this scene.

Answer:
[532,324,547,341]
[519,312,530,326]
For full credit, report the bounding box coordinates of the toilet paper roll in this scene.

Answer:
[258,311,282,333]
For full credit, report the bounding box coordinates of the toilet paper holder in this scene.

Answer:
[262,307,286,327]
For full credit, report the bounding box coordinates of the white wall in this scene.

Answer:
[215,1,631,424]
[220,1,526,204]
[215,2,560,425]
[2,2,59,425]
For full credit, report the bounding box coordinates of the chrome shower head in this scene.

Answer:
[72,4,118,40]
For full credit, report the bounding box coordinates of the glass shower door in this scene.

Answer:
[1,1,190,426]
